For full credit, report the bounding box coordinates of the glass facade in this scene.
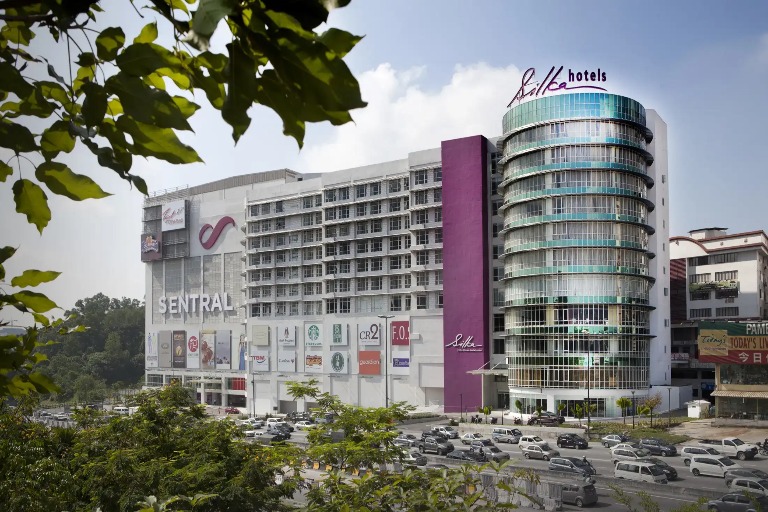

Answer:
[501,93,656,417]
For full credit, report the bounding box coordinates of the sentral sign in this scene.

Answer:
[158,293,235,314]
[507,66,608,107]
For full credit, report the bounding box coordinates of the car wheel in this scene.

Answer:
[692,468,701,476]
[737,452,747,461]
[419,446,425,453]
[603,442,609,448]
[557,442,562,448]
[662,451,669,457]
[543,455,550,461]
[575,497,584,508]
[707,506,718,512]
[684,459,691,466]
[524,453,530,459]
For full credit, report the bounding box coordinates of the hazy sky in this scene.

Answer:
[3,0,768,324]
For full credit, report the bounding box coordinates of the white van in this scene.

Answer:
[492,427,522,444]
[690,456,741,478]
[113,406,129,415]
[614,461,668,484]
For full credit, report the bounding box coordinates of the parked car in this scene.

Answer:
[471,444,512,462]
[639,438,677,457]
[726,468,768,487]
[681,445,721,466]
[267,421,294,432]
[393,433,419,447]
[519,435,547,450]
[431,426,459,439]
[294,420,314,430]
[602,434,629,448]
[522,444,560,461]
[224,406,240,414]
[561,483,598,508]
[446,450,484,462]
[728,477,768,497]
[421,429,449,441]
[690,456,742,478]
[461,432,486,445]
[539,411,566,423]
[54,413,69,421]
[548,456,596,477]
[243,429,263,438]
[468,439,494,449]
[241,418,265,428]
[706,493,768,512]
[492,427,522,444]
[417,436,454,456]
[615,461,667,484]
[527,414,559,426]
[398,450,427,467]
[647,457,678,480]
[265,431,290,442]
[557,433,588,449]
[611,447,651,465]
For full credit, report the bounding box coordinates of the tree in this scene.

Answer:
[478,405,492,424]
[571,403,584,427]
[617,397,632,425]
[642,393,663,428]
[0,0,365,398]
[515,399,523,421]
[557,402,566,417]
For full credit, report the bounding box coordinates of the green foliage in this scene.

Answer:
[588,421,690,444]
[616,397,633,424]
[642,392,663,427]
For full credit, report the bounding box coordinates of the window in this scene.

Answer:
[433,167,442,182]
[690,290,710,301]
[434,250,443,264]
[339,205,350,219]
[414,210,428,225]
[370,182,381,195]
[357,240,368,254]
[390,256,402,270]
[390,295,403,311]
[493,338,505,354]
[715,271,738,281]
[416,231,429,245]
[388,179,401,193]
[416,294,427,309]
[494,314,505,332]
[390,237,402,251]
[689,308,712,319]
[414,169,428,185]
[689,273,711,283]
[370,201,382,215]
[434,270,443,285]
[371,257,383,271]
[324,189,337,202]
[356,184,367,198]
[389,217,402,231]
[338,187,349,200]
[357,278,368,291]
[414,190,428,205]
[435,229,443,243]
[371,239,383,252]
[371,219,382,232]
[433,189,442,202]
[302,196,314,209]
[356,203,367,217]
[356,222,369,235]
[371,277,383,290]
[390,275,401,289]
[711,253,737,264]
[434,208,442,222]
[416,272,429,286]
[716,307,739,317]
[437,293,443,308]
[389,198,401,212]
[416,252,429,265]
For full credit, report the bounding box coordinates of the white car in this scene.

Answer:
[519,435,547,450]
[244,430,263,438]
[295,420,314,430]
[461,433,486,445]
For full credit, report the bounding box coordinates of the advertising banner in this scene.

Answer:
[358,350,381,375]
[391,320,410,346]
[277,325,296,347]
[393,357,410,368]
[331,323,347,346]
[328,351,348,374]
[145,332,158,368]
[698,322,768,364]
[252,350,270,372]
[200,330,215,370]
[392,356,409,375]
[186,331,200,369]
[277,351,296,372]
[236,333,247,371]
[172,330,187,368]
[305,322,323,347]
[305,354,323,373]
[158,331,172,368]
[357,322,381,346]
[140,233,162,262]
[251,325,269,347]
[215,330,232,369]
[161,199,186,231]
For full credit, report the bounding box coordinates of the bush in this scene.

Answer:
[587,421,690,444]
[448,419,458,426]
[406,412,441,420]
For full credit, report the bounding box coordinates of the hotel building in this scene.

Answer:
[141,88,670,417]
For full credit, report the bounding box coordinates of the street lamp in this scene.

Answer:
[668,386,672,429]
[378,314,394,408]
[631,390,636,429]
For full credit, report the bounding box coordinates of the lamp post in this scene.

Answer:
[668,386,672,429]
[631,390,636,429]
[586,339,591,429]
[378,314,394,407]
[460,393,464,422]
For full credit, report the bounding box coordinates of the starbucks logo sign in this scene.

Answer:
[308,325,320,341]
[331,352,346,373]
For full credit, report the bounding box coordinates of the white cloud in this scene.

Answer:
[297,62,524,172]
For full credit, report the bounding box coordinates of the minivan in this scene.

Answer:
[113,406,129,415]
[681,446,721,466]
[728,477,768,496]
[492,427,522,444]
[549,457,597,477]
[431,426,459,439]
[614,461,668,484]
[690,456,742,478]
[561,483,598,508]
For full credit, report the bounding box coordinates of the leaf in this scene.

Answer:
[73,65,95,95]
[41,120,76,159]
[12,290,57,313]
[319,28,363,58]
[42,58,68,86]
[106,98,123,116]
[0,161,12,182]
[106,73,192,130]
[0,61,34,97]
[116,42,181,77]
[0,120,37,152]
[1,21,34,45]
[129,175,148,195]
[135,22,158,44]
[0,87,57,118]
[76,52,97,67]
[0,247,16,266]
[95,27,126,61]
[222,42,256,142]
[35,161,111,200]
[189,0,237,49]
[11,270,61,287]
[13,179,50,233]
[116,116,202,164]
[81,82,108,126]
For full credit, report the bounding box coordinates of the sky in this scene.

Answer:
[3,0,768,325]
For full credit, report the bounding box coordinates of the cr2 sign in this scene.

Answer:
[357,323,380,346]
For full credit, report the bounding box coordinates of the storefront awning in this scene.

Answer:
[711,390,768,398]
[467,369,508,376]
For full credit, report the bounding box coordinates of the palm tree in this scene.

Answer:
[515,399,523,422]
[557,402,566,418]
[616,397,632,425]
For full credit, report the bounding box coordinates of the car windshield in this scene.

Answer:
[444,427,455,432]
[732,439,745,446]
[533,437,543,442]
[757,480,768,488]
[573,459,589,467]
[648,466,665,476]
[754,470,768,479]
[540,444,552,451]
[648,458,669,467]
[706,448,720,454]
[720,457,736,466]
[488,447,501,453]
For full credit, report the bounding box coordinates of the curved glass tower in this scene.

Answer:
[500,93,656,417]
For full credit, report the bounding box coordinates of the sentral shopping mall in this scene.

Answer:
[142,67,676,418]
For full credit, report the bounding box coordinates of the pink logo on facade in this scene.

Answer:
[199,216,235,249]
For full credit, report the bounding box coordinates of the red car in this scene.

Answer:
[225,407,240,414]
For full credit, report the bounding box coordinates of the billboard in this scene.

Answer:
[391,320,410,346]
[331,323,347,346]
[161,199,186,231]
[277,325,296,347]
[251,325,269,347]
[145,332,158,368]
[393,357,410,368]
[305,323,323,347]
[358,350,381,375]
[200,330,215,370]
[236,334,247,371]
[328,351,348,374]
[140,233,162,262]
[277,351,296,372]
[215,330,231,369]
[305,354,323,373]
[358,322,381,346]
[252,350,270,372]
[186,331,200,369]
[158,331,172,368]
[698,322,768,364]
[172,330,187,368]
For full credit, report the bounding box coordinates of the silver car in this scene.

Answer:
[522,443,560,461]
[601,434,629,448]
[706,493,768,512]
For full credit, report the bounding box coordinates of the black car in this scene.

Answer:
[548,457,596,477]
[557,434,588,449]
[647,457,678,480]
[639,438,677,456]
[268,425,292,438]
[266,431,290,442]
[446,450,484,462]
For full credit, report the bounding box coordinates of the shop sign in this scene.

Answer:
[158,293,235,313]
[699,322,768,364]
[445,333,482,353]
[358,351,381,375]
[161,199,186,231]
[507,66,608,107]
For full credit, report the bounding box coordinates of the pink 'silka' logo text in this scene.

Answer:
[507,66,608,107]
[445,334,483,353]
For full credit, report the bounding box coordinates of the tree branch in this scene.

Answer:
[0,0,43,9]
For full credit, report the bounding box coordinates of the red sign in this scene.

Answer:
[358,351,381,375]
[391,321,410,346]
[199,216,236,249]
[188,335,199,353]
